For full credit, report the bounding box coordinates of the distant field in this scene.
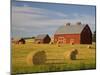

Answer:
[12,42,96,74]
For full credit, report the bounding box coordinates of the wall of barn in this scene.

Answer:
[44,36,51,43]
[35,36,51,44]
[80,25,92,44]
[35,39,43,44]
[54,34,80,44]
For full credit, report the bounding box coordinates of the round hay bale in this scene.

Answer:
[64,49,78,60]
[70,42,74,45]
[18,38,26,44]
[58,44,61,47]
[50,42,54,44]
[64,51,71,60]
[33,51,47,65]
[58,44,60,47]
[70,49,78,60]
[26,51,35,65]
[87,45,91,49]
[26,50,47,65]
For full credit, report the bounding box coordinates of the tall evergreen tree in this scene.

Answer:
[92,31,96,42]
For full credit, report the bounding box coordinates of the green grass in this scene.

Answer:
[12,42,96,74]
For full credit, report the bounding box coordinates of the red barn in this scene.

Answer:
[54,22,92,44]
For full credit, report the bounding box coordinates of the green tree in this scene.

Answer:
[92,31,96,42]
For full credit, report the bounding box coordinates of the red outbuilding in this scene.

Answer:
[54,22,92,44]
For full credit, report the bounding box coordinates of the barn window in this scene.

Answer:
[55,38,57,41]
[58,37,66,44]
[58,37,64,41]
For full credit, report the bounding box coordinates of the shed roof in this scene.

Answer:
[35,34,49,40]
[55,23,87,34]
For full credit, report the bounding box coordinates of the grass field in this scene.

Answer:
[12,42,96,74]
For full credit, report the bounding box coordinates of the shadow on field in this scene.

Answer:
[75,59,86,60]
[45,58,86,65]
[46,59,67,64]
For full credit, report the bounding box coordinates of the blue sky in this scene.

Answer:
[12,0,96,38]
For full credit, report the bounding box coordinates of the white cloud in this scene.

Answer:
[12,5,95,37]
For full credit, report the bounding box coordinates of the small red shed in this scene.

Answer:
[54,22,92,44]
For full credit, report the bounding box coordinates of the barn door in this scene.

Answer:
[58,37,66,44]
[70,39,75,45]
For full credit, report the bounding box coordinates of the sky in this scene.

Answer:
[11,0,96,38]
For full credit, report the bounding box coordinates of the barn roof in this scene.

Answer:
[55,23,87,34]
[35,34,49,40]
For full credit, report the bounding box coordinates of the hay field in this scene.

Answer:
[12,42,96,74]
